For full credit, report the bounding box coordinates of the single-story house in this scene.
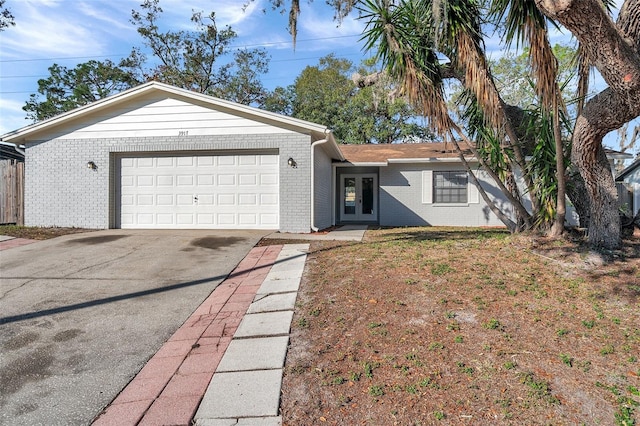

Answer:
[0,81,513,232]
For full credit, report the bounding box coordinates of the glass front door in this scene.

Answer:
[340,174,377,222]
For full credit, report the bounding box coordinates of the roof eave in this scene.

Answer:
[387,157,475,163]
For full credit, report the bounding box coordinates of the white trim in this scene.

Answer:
[339,174,378,222]
[311,136,330,232]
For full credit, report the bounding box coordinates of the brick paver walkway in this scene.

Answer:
[93,245,283,426]
[0,237,37,250]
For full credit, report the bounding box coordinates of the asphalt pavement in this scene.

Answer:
[0,230,268,426]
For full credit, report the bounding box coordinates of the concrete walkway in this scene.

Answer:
[92,243,310,426]
[266,224,367,241]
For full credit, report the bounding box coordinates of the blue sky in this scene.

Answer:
[0,0,636,151]
[0,0,368,134]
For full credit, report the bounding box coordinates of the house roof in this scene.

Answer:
[0,81,343,159]
[338,143,473,165]
[616,156,640,180]
[0,142,24,161]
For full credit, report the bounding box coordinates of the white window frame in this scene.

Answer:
[423,170,479,204]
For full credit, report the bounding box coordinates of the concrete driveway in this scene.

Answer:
[0,229,268,426]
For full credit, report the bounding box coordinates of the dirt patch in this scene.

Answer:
[280,228,640,425]
[0,226,94,240]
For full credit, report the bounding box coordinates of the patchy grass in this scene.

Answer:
[281,227,640,425]
[0,225,92,240]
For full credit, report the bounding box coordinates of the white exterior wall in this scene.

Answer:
[378,163,511,227]
[312,145,333,230]
[33,95,299,141]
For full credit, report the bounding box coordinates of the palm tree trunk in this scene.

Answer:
[550,93,567,236]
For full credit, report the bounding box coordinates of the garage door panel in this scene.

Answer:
[118,154,279,229]
[197,156,214,166]
[217,194,235,205]
[218,174,235,185]
[238,194,256,205]
[176,157,194,166]
[260,214,278,226]
[198,194,215,205]
[218,156,235,166]
[176,194,194,205]
[197,174,214,185]
[176,175,194,186]
[217,214,236,225]
[260,174,278,185]
[157,175,174,186]
[260,194,278,205]
[157,157,174,167]
[239,213,257,225]
[137,194,154,205]
[137,158,154,167]
[157,194,174,205]
[239,155,257,166]
[177,214,194,225]
[157,214,174,225]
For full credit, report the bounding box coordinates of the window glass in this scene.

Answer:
[433,171,467,203]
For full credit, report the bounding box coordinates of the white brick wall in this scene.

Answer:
[24,133,312,232]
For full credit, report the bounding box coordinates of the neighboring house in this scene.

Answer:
[0,81,520,232]
[0,141,25,162]
[616,156,640,216]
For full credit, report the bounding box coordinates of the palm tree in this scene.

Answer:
[358,0,566,232]
[268,0,640,248]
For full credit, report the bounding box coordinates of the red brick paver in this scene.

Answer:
[92,245,283,426]
[0,237,37,251]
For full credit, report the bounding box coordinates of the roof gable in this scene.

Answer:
[1,81,334,144]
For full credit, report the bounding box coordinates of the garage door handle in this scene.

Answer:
[194,196,198,203]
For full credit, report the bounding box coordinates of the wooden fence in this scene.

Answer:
[1,159,24,225]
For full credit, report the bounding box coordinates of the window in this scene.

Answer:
[433,171,468,203]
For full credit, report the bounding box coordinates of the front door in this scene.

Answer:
[340,174,377,222]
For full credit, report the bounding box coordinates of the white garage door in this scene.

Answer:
[118,153,279,229]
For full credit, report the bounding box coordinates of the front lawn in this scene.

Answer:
[281,227,640,425]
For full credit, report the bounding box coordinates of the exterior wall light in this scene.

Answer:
[287,157,297,168]
[87,161,97,170]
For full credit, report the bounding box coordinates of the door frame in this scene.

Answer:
[339,173,378,223]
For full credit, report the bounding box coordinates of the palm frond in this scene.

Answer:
[359,0,453,133]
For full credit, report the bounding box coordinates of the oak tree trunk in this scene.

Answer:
[535,0,640,249]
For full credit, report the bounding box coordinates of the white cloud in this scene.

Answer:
[0,99,31,135]
[77,1,135,34]
[1,1,111,59]
[209,0,262,26]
